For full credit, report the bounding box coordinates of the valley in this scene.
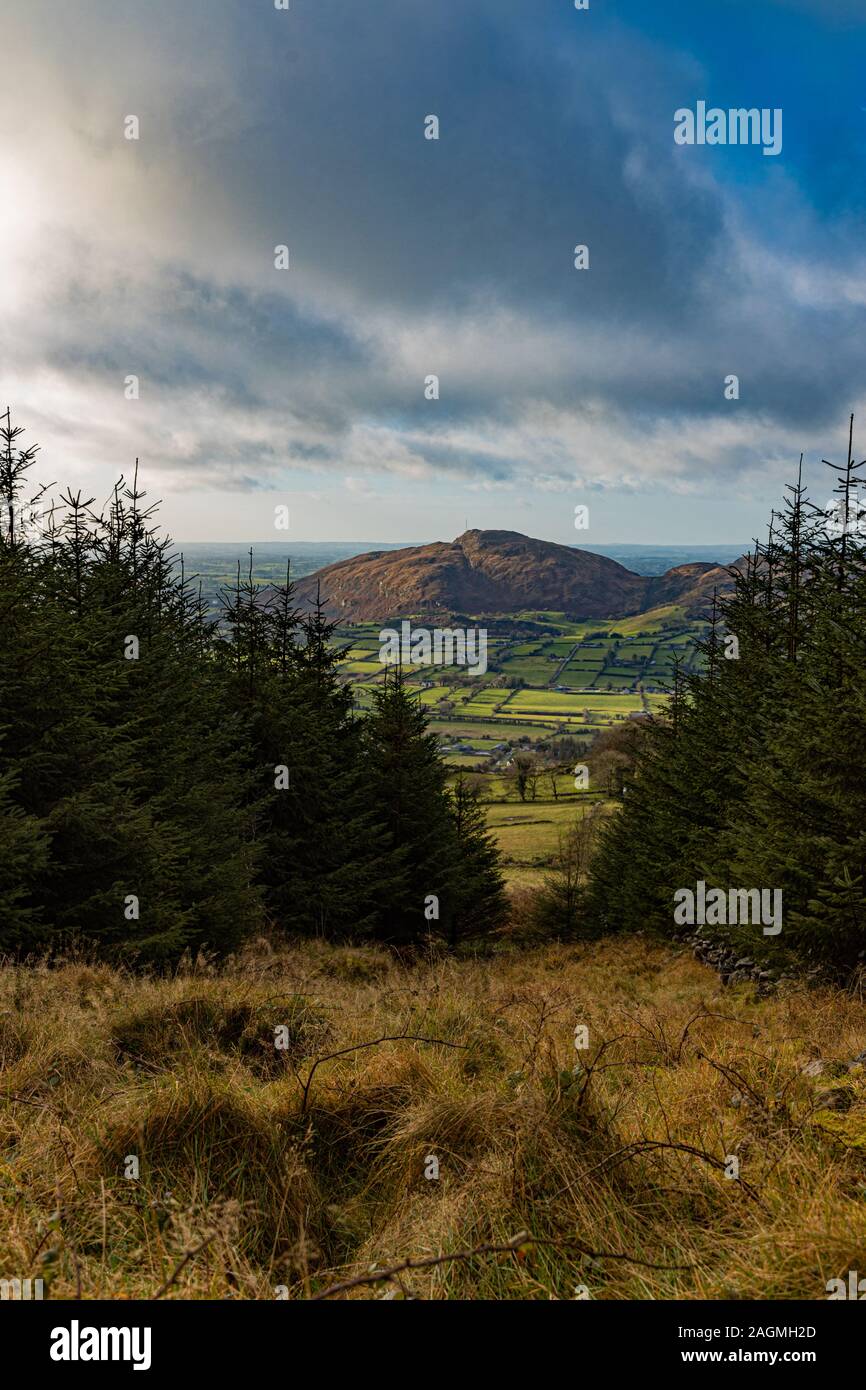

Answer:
[171,531,729,889]
[332,604,707,887]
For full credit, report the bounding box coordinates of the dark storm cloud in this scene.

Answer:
[4,0,866,504]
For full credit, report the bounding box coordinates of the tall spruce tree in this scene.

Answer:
[447,774,508,946]
[0,416,263,960]
[362,665,459,943]
[217,571,391,940]
[585,417,866,981]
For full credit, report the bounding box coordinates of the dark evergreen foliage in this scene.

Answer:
[0,414,506,960]
[362,665,460,943]
[447,774,509,947]
[585,420,866,981]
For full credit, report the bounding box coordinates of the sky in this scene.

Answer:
[2,0,866,545]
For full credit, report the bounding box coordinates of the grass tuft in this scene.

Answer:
[2,936,866,1298]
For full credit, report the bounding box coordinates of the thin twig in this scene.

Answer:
[309,1230,692,1300]
[151,1233,217,1300]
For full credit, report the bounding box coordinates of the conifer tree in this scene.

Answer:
[0,411,505,960]
[0,758,49,948]
[0,416,263,960]
[447,774,508,946]
[362,665,459,943]
[585,416,866,980]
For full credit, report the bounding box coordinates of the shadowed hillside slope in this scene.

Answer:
[293,530,733,622]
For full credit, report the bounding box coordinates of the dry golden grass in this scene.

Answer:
[2,934,866,1300]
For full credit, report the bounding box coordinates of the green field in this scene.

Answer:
[482,796,614,883]
[431,721,563,742]
[486,799,590,860]
[331,608,705,805]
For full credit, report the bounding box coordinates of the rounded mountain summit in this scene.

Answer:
[292,529,733,622]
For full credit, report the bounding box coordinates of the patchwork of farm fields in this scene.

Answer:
[332,608,706,765]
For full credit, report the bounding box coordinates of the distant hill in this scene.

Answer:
[292,529,736,622]
[578,543,747,576]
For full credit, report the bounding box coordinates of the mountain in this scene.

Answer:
[292,529,735,622]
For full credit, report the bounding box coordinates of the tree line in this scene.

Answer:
[0,414,507,962]
[584,418,866,980]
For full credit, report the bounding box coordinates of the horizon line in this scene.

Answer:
[171,537,749,549]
